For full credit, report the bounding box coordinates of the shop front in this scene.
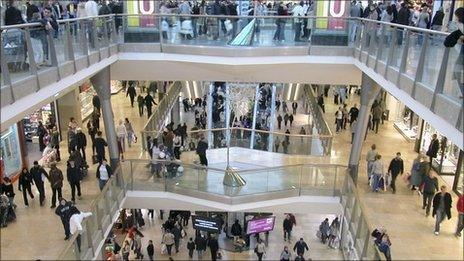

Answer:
[79,81,97,121]
[1,124,25,179]
[22,102,58,142]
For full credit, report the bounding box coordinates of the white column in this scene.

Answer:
[249,85,260,149]
[268,84,277,152]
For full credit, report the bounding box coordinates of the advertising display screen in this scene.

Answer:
[246,216,276,234]
[192,216,221,233]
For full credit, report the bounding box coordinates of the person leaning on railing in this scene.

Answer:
[444,7,464,99]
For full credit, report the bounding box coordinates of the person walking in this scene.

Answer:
[283,214,294,242]
[349,104,359,125]
[49,162,64,208]
[162,229,175,256]
[370,154,384,192]
[144,92,157,118]
[67,160,82,203]
[410,154,427,191]
[208,235,219,261]
[30,161,48,206]
[284,113,289,127]
[18,167,34,207]
[147,240,154,261]
[126,83,137,107]
[426,134,439,167]
[335,107,343,133]
[432,185,452,235]
[366,144,378,182]
[49,126,61,161]
[96,159,112,191]
[421,171,439,217]
[292,101,298,114]
[137,94,144,116]
[387,152,404,193]
[94,131,108,163]
[55,198,73,240]
[372,104,382,134]
[280,246,292,261]
[187,237,195,259]
[319,218,330,244]
[37,121,47,152]
[75,128,87,162]
[196,136,208,166]
[293,238,309,258]
[274,136,281,152]
[456,195,464,237]
[195,234,207,259]
[277,114,283,130]
[289,114,294,127]
[350,120,357,144]
[116,120,127,161]
[231,219,242,242]
[124,118,135,148]
[255,238,266,261]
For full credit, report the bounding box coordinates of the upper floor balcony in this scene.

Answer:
[1,14,462,147]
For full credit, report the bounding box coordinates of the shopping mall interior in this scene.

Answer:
[1,0,463,260]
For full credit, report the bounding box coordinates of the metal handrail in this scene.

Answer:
[1,14,451,36]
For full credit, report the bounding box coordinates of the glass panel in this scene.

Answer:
[420,34,446,91]
[300,165,336,196]
[77,226,90,259]
[3,28,30,82]
[443,43,463,101]
[131,160,165,191]
[96,17,109,48]
[123,15,160,43]
[87,19,98,52]
[379,25,392,63]
[391,28,406,68]
[54,25,68,64]
[404,31,421,78]
[311,17,349,46]
[173,164,200,191]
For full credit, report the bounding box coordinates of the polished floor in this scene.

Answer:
[1,89,462,260]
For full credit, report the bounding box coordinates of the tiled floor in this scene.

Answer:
[1,89,462,260]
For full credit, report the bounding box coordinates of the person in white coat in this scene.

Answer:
[70,210,92,251]
[116,120,127,161]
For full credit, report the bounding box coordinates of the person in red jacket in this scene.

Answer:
[456,195,464,237]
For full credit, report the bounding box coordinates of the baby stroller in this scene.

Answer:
[41,145,57,168]
[165,160,181,178]
[0,195,16,228]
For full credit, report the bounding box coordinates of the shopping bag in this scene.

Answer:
[180,20,193,35]
[162,20,169,31]
[160,243,167,254]
[132,133,138,143]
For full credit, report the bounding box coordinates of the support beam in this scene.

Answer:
[249,85,260,149]
[348,73,381,184]
[90,67,119,169]
[268,84,277,152]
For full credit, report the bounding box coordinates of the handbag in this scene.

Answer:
[160,243,167,254]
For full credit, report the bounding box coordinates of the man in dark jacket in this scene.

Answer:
[49,162,64,208]
[283,214,294,242]
[55,198,73,240]
[195,234,207,258]
[96,159,112,191]
[92,95,100,112]
[136,94,144,116]
[4,0,25,25]
[144,93,157,118]
[196,137,208,166]
[126,84,137,107]
[293,238,309,257]
[75,128,87,162]
[277,114,283,129]
[396,3,410,45]
[146,240,154,261]
[292,102,298,114]
[231,219,242,241]
[94,131,108,163]
[30,161,48,206]
[349,104,359,125]
[172,224,182,253]
[67,160,81,203]
[426,134,440,167]
[422,171,438,216]
[432,185,452,235]
[208,235,219,261]
[387,152,404,193]
[18,168,34,207]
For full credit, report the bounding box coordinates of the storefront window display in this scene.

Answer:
[420,122,461,175]
[79,82,97,121]
[393,103,420,141]
[22,103,57,142]
[453,152,463,196]
[1,124,23,178]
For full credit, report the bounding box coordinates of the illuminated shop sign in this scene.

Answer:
[126,0,157,27]
[316,0,347,30]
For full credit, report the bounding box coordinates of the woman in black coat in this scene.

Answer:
[18,167,35,207]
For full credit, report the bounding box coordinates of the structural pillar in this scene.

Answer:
[225,84,231,146]
[348,73,381,184]
[207,84,214,149]
[90,67,119,169]
[268,84,277,152]
[249,85,260,149]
